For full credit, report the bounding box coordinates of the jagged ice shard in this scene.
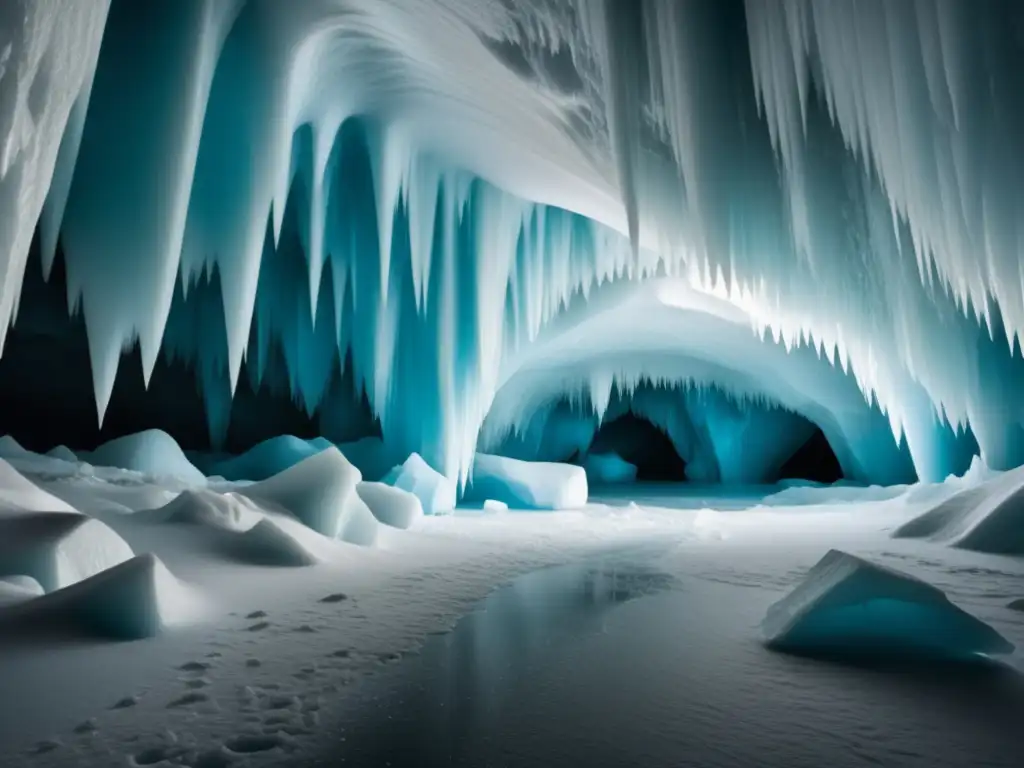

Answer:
[1,0,1024,490]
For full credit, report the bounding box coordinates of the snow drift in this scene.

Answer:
[80,430,205,484]
[0,553,198,640]
[357,481,423,530]
[894,467,1024,554]
[0,457,79,513]
[240,447,378,545]
[208,435,333,482]
[763,549,1014,662]
[0,511,134,592]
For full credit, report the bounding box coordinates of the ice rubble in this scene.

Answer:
[582,452,637,485]
[383,453,456,516]
[240,447,378,546]
[466,454,588,510]
[80,429,205,484]
[0,511,134,593]
[0,553,199,640]
[894,465,1024,555]
[357,482,423,530]
[763,549,1014,662]
[2,2,1023,491]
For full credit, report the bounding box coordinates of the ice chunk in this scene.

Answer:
[357,482,423,530]
[0,458,78,514]
[582,452,637,485]
[383,453,456,516]
[81,430,205,484]
[0,575,44,606]
[483,499,509,512]
[209,435,333,482]
[763,549,1014,662]
[240,447,377,545]
[0,554,198,640]
[466,454,588,510]
[894,466,1024,554]
[0,512,134,592]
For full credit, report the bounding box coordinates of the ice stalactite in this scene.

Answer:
[3,0,1024,488]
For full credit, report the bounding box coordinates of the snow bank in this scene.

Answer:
[894,466,1024,554]
[218,517,322,567]
[0,512,134,592]
[383,453,456,515]
[0,554,198,640]
[0,575,44,606]
[763,549,1014,662]
[0,458,78,513]
[357,482,423,530]
[141,488,262,531]
[466,454,588,510]
[582,452,637,485]
[209,435,333,482]
[81,430,205,484]
[240,447,378,545]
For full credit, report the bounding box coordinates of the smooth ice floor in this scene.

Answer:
[307,545,1024,768]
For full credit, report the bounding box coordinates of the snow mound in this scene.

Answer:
[81,430,205,484]
[583,452,637,485]
[209,435,333,482]
[357,482,423,530]
[218,517,322,567]
[383,453,456,515]
[240,447,378,545]
[0,458,78,513]
[0,435,29,458]
[0,554,198,640]
[0,512,134,592]
[46,445,78,463]
[141,488,262,532]
[763,549,1014,662]
[466,454,588,510]
[0,575,44,606]
[483,499,509,512]
[894,467,1024,554]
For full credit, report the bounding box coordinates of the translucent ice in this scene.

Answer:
[582,453,637,485]
[383,454,456,516]
[763,550,1014,662]
[357,482,423,530]
[466,454,588,510]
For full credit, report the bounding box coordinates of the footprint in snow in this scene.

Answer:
[179,660,211,673]
[319,592,348,603]
[246,610,268,619]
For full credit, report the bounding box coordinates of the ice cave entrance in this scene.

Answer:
[586,413,688,482]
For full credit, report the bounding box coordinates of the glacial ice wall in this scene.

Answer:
[0,0,1022,485]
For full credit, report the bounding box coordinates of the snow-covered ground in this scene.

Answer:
[0,437,1021,767]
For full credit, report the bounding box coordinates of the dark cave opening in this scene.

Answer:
[777,426,844,484]
[588,412,688,482]
[0,234,379,455]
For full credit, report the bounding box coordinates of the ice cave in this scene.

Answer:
[1,1,1023,766]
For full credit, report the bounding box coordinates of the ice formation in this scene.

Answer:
[1,1,1023,491]
[466,454,588,510]
[207,434,333,482]
[763,549,1014,662]
[80,430,206,484]
[582,452,637,485]
[895,466,1024,555]
[383,453,457,516]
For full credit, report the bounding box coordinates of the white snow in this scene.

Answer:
[895,465,1024,554]
[467,453,588,510]
[384,452,457,516]
[79,430,205,485]
[357,481,423,530]
[0,574,44,606]
[0,457,78,513]
[0,511,133,592]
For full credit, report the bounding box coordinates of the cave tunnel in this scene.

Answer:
[777,426,844,485]
[588,412,689,482]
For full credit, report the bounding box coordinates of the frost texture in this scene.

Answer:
[3,1,1024,487]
